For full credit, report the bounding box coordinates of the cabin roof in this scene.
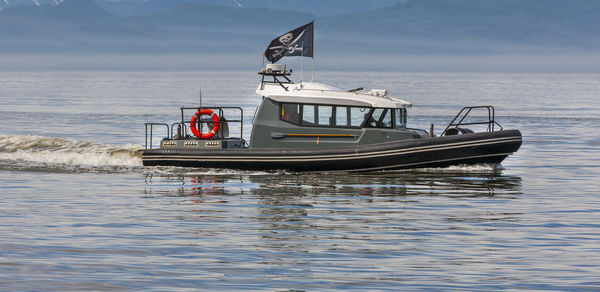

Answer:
[256,81,412,108]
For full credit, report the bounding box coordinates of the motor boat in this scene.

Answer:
[140,22,521,171]
[141,63,521,171]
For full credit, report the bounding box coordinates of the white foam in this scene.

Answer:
[0,135,143,171]
[390,164,501,173]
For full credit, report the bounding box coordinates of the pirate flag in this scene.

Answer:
[264,21,314,63]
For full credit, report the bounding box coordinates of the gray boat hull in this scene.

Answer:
[141,130,522,171]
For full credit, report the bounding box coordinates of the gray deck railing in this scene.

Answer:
[441,105,504,136]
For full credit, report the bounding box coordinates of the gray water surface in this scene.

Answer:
[1,71,599,290]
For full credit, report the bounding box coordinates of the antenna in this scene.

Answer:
[199,87,202,107]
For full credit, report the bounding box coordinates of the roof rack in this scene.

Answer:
[259,64,293,91]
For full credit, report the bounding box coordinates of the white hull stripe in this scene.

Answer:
[143,136,521,163]
[352,152,511,171]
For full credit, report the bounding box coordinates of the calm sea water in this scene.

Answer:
[1,71,599,290]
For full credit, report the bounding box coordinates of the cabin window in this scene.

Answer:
[350,107,369,127]
[366,108,392,128]
[282,103,375,129]
[302,105,316,125]
[281,103,300,125]
[318,105,333,126]
[394,108,407,128]
[335,106,349,127]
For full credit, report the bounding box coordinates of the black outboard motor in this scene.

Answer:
[201,116,229,138]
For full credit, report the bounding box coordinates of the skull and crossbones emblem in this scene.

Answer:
[279,33,293,45]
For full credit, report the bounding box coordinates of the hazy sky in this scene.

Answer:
[2,0,599,72]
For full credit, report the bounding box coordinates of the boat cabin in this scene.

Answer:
[250,64,426,148]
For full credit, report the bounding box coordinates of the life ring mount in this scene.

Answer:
[190,109,220,139]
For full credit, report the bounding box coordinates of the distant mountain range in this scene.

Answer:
[1,0,599,70]
[0,0,398,16]
[334,1,600,43]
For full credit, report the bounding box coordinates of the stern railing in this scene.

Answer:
[143,107,245,149]
[178,106,244,141]
[144,123,169,149]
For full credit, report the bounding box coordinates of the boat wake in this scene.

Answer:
[0,135,278,175]
[0,135,143,173]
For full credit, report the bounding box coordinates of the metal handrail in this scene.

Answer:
[179,106,244,141]
[144,107,245,148]
[441,105,503,136]
[144,123,169,149]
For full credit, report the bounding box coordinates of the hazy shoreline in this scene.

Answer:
[2,53,600,73]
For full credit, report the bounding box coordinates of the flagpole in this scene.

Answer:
[311,20,315,83]
[300,41,304,83]
[311,58,314,83]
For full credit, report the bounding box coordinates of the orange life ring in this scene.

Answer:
[190,109,220,139]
